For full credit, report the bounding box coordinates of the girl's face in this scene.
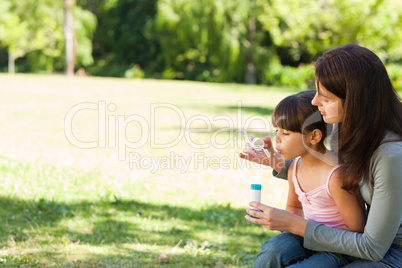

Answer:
[274,127,307,160]
[312,82,344,124]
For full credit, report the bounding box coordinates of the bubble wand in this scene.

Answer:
[235,129,270,158]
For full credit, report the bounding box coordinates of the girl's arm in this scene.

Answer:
[328,169,365,233]
[286,163,304,218]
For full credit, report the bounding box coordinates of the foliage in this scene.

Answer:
[259,0,402,64]
[387,64,402,91]
[146,0,276,83]
[1,0,402,82]
[72,4,97,67]
[262,61,402,91]
[77,0,159,77]
[124,64,144,78]
[263,63,315,90]
[113,0,158,67]
[142,0,402,83]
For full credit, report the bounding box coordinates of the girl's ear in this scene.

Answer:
[310,129,323,145]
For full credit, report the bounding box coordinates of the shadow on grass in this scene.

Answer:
[0,196,273,266]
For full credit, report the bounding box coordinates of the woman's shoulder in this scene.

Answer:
[371,131,402,173]
[375,131,402,155]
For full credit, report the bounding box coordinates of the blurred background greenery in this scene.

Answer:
[0,0,401,89]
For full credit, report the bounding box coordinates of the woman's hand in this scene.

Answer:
[245,202,308,237]
[238,136,284,172]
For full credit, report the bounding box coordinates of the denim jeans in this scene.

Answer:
[344,244,402,268]
[253,232,351,268]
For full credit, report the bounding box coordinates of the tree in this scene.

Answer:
[0,0,96,74]
[0,0,65,74]
[0,2,30,74]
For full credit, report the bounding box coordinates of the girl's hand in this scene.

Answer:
[245,202,308,237]
[239,136,284,172]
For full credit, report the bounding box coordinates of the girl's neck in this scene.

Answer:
[299,145,337,169]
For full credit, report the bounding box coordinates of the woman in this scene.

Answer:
[240,44,402,267]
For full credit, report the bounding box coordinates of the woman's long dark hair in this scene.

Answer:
[315,44,402,192]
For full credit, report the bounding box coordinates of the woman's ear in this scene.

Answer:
[310,129,323,145]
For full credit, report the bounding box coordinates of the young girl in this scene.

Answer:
[255,90,364,267]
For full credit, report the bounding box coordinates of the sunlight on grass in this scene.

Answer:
[0,74,294,267]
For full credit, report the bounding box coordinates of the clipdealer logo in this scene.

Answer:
[64,101,273,170]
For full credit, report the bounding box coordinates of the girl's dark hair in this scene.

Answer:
[315,44,402,192]
[272,90,329,141]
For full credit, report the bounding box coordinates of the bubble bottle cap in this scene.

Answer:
[250,184,262,190]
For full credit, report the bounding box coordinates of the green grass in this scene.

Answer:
[0,74,294,267]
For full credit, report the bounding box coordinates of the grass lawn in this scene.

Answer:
[0,74,296,267]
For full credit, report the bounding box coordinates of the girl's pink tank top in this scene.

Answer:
[292,158,346,228]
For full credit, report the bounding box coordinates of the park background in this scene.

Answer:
[1,0,402,267]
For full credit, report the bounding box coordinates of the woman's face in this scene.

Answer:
[312,82,344,124]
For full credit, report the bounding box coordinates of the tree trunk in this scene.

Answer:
[245,2,256,84]
[64,0,75,76]
[8,49,33,74]
[8,53,15,74]
[245,53,257,85]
